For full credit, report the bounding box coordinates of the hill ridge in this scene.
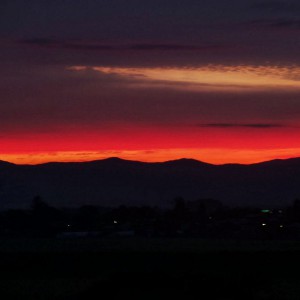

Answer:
[0,156,300,210]
[2,156,300,167]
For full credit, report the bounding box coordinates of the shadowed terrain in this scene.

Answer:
[1,157,300,209]
[0,238,300,299]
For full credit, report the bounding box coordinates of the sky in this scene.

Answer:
[1,0,300,164]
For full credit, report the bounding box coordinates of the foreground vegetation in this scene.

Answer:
[2,197,300,299]
[0,237,300,299]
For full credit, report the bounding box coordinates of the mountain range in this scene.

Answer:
[0,157,300,210]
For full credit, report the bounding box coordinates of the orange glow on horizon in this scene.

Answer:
[1,123,300,165]
[2,148,300,165]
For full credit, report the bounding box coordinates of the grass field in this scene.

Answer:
[0,237,300,299]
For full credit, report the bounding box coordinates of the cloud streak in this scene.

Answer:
[68,65,300,91]
[20,38,223,52]
[269,19,300,29]
[251,1,300,12]
[248,18,300,31]
[198,123,284,128]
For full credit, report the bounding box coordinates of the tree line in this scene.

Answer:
[1,196,300,239]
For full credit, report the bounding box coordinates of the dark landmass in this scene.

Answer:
[1,157,300,209]
[1,237,300,300]
[0,155,300,299]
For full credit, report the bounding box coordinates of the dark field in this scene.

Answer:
[1,238,300,299]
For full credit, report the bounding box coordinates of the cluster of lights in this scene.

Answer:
[261,223,284,228]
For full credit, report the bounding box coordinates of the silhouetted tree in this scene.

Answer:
[76,205,102,230]
[0,209,31,236]
[31,195,63,236]
[292,198,300,221]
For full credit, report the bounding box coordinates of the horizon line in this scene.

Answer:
[1,155,300,167]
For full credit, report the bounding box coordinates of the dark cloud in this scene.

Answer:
[21,38,57,46]
[269,19,300,29]
[244,18,300,33]
[20,38,223,52]
[251,1,300,12]
[128,44,222,51]
[21,38,114,50]
[198,123,284,128]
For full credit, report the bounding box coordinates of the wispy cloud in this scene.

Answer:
[250,1,300,12]
[248,18,300,31]
[68,65,300,91]
[269,19,300,29]
[20,38,222,52]
[198,123,284,128]
[129,44,221,51]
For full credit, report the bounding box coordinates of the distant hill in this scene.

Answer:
[0,157,300,209]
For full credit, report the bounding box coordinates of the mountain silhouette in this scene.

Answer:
[0,157,300,209]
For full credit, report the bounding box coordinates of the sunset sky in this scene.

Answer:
[1,0,300,164]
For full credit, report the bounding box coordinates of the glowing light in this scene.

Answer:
[262,223,267,226]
